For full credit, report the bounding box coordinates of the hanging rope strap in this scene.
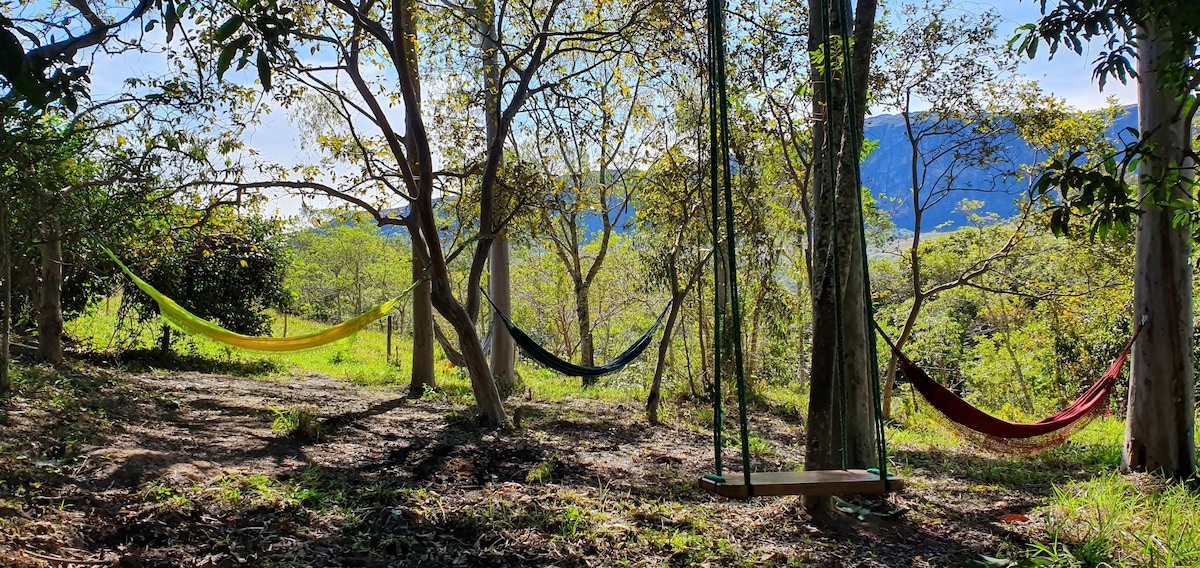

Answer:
[816,0,891,488]
[703,0,752,493]
[831,0,891,490]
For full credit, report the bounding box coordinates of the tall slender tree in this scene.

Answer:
[1022,0,1198,479]
[195,0,656,425]
[803,0,879,513]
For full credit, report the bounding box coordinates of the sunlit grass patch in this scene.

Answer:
[65,296,413,386]
[758,383,809,421]
[1036,472,1200,567]
[269,404,322,440]
[520,365,646,404]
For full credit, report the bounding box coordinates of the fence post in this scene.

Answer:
[386,315,394,363]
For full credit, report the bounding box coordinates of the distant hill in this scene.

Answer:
[314,105,1137,239]
[862,105,1138,230]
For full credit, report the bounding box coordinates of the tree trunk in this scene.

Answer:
[409,240,436,397]
[804,0,879,514]
[1,203,11,394]
[37,224,64,365]
[480,4,517,397]
[490,230,517,396]
[430,279,509,426]
[882,116,926,418]
[1123,22,1196,479]
[647,290,684,425]
[159,324,172,356]
[392,0,505,427]
[398,0,436,400]
[576,277,597,386]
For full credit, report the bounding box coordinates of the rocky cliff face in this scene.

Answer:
[862,105,1138,231]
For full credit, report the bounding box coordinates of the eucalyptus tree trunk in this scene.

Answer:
[803,0,879,514]
[481,4,517,396]
[1123,22,1195,479]
[37,216,64,365]
[576,279,596,385]
[490,230,516,395]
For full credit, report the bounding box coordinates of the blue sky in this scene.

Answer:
[991,1,1136,109]
[84,0,1137,218]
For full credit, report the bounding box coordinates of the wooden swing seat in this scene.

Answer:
[698,469,904,499]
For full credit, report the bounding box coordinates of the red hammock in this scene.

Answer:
[880,324,1143,452]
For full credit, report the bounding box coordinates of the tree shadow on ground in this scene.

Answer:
[88,348,282,377]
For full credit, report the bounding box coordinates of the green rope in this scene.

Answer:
[706,0,724,482]
[704,0,892,496]
[706,0,752,493]
[714,0,753,492]
[815,0,852,472]
[828,0,891,489]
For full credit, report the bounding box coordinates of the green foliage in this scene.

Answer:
[1016,1,1200,241]
[878,219,1137,418]
[525,453,560,484]
[124,212,292,336]
[0,109,159,329]
[509,235,660,378]
[269,404,321,440]
[286,221,408,323]
[1037,473,1200,567]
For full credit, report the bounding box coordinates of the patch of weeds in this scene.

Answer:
[422,375,475,406]
[721,432,773,456]
[557,504,587,538]
[213,477,243,504]
[285,466,348,509]
[342,368,402,388]
[142,482,194,513]
[269,404,321,440]
[526,453,561,484]
[1038,471,1200,567]
[641,527,726,565]
[9,363,124,454]
[114,348,280,376]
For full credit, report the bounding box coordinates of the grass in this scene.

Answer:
[269,404,322,440]
[53,296,1200,568]
[65,295,670,410]
[65,295,469,392]
[1033,473,1200,567]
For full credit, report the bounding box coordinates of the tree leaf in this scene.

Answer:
[216,44,237,79]
[257,50,271,91]
[216,15,245,43]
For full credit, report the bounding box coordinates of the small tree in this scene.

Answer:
[124,209,291,351]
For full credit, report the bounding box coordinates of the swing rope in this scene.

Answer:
[702,0,894,496]
[704,0,752,492]
[826,0,892,487]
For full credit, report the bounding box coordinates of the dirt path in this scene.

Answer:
[0,365,1054,567]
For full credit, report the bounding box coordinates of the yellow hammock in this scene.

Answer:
[99,242,412,352]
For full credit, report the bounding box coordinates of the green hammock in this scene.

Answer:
[99,241,409,352]
[483,290,669,377]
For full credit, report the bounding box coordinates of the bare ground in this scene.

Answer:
[0,361,1071,567]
